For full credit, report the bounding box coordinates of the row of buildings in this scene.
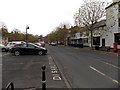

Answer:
[65,0,120,49]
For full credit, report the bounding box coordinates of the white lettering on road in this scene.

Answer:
[53,75,62,80]
[51,70,58,74]
[89,66,120,85]
[48,55,62,81]
[50,65,61,80]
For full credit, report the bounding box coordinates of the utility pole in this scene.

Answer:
[26,25,29,43]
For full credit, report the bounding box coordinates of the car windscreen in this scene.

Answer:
[15,44,21,47]
[10,44,16,46]
[30,43,40,48]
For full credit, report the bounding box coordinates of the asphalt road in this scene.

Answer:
[47,44,120,88]
[2,51,66,89]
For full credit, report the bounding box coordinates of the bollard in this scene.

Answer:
[5,82,14,90]
[41,65,46,90]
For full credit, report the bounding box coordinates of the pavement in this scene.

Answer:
[60,45,119,56]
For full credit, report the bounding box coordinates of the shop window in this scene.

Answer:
[83,38,88,43]
[93,37,100,45]
[78,38,83,44]
[115,33,120,45]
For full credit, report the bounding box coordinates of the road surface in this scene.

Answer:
[47,44,119,88]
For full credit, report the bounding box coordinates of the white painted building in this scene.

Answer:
[105,0,120,49]
[68,0,120,49]
[69,20,106,47]
[93,0,120,49]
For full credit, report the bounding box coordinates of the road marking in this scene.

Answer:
[0,64,2,66]
[96,59,120,70]
[89,66,120,85]
[2,53,10,57]
[48,55,62,81]
[47,49,71,88]
[12,63,24,65]
[53,75,62,80]
[103,61,120,70]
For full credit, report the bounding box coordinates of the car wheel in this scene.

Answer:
[2,48,6,52]
[38,51,43,55]
[14,51,20,56]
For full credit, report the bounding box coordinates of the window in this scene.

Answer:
[115,33,120,45]
[119,18,120,27]
[15,44,21,47]
[28,44,35,48]
[78,38,83,44]
[21,44,27,47]
[93,37,100,45]
[83,38,88,43]
[119,4,120,12]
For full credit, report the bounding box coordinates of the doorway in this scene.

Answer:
[102,38,105,47]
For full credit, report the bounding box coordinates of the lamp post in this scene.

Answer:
[26,25,29,43]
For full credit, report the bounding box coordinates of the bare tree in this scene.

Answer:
[74,0,107,47]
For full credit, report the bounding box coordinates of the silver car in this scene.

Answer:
[0,44,9,52]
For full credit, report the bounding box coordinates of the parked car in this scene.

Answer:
[48,42,51,45]
[0,44,9,52]
[34,41,45,47]
[10,43,47,56]
[35,43,42,47]
[7,41,26,50]
[39,41,45,47]
[51,42,57,46]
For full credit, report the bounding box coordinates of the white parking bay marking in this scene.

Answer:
[89,66,120,85]
[2,53,10,57]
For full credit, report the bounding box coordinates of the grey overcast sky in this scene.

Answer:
[0,0,112,36]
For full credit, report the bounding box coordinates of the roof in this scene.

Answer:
[80,20,106,31]
[93,20,106,29]
[105,1,120,9]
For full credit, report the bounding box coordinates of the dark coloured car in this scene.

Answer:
[10,43,47,56]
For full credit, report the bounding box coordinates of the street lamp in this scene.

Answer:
[26,25,29,43]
